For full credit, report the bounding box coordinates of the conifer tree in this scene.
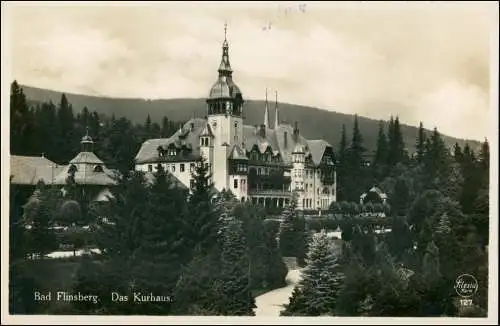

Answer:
[336,124,348,200]
[416,121,426,163]
[186,157,219,259]
[349,114,366,169]
[279,194,306,263]
[282,231,344,316]
[214,216,256,316]
[373,121,389,181]
[453,142,463,163]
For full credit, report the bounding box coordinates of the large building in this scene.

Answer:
[134,27,337,211]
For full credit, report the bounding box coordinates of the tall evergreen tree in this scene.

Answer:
[282,231,344,316]
[345,114,367,201]
[336,124,348,200]
[279,194,306,264]
[416,122,426,163]
[56,93,77,162]
[214,215,256,316]
[348,114,366,168]
[388,116,405,166]
[453,142,463,163]
[373,121,389,181]
[10,81,36,155]
[186,157,219,259]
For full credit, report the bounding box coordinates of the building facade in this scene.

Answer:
[134,28,337,212]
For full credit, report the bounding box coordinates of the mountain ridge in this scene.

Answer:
[20,84,482,154]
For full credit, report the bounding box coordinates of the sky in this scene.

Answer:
[3,1,498,141]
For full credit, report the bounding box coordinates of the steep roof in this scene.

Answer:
[135,118,206,164]
[53,163,119,186]
[69,152,104,165]
[135,119,334,168]
[229,144,248,160]
[10,155,65,185]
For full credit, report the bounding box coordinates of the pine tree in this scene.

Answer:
[373,121,389,181]
[349,114,366,169]
[387,116,395,165]
[215,216,256,316]
[282,231,344,316]
[336,124,348,200]
[388,116,405,166]
[416,122,426,163]
[374,121,388,166]
[10,81,36,155]
[279,194,306,262]
[453,142,463,163]
[186,157,219,259]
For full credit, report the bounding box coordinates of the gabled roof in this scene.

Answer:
[360,186,388,201]
[307,140,331,166]
[229,144,248,160]
[10,155,65,185]
[200,123,214,137]
[143,171,189,191]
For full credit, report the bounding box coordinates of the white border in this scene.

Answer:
[1,1,498,325]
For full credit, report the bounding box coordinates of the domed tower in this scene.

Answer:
[81,127,94,152]
[207,24,244,191]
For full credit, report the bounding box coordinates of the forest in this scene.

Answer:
[9,81,490,316]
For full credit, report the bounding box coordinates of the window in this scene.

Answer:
[241,179,246,189]
[190,163,195,172]
[241,196,245,202]
[148,165,153,172]
[180,163,185,172]
[190,179,195,189]
[234,179,238,189]
[302,199,305,208]
[172,164,176,173]
[169,148,176,156]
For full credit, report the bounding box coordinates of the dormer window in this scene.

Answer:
[169,148,176,156]
[94,165,103,173]
[200,137,210,147]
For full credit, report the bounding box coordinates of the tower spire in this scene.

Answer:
[264,88,269,128]
[274,90,279,129]
[224,22,227,42]
[218,23,232,76]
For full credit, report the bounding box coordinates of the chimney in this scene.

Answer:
[259,124,266,138]
[284,131,288,149]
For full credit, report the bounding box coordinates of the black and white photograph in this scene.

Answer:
[2,1,498,324]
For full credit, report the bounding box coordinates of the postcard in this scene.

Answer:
[2,1,498,324]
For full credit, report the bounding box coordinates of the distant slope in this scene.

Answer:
[21,85,481,154]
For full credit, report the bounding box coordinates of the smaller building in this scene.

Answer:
[360,186,388,205]
[52,130,119,203]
